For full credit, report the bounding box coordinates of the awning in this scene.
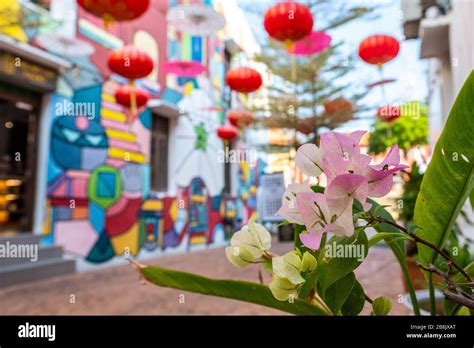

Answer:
[224,39,242,55]
[0,34,71,92]
[148,99,184,119]
[0,34,71,71]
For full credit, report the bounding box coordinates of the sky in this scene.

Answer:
[238,0,429,133]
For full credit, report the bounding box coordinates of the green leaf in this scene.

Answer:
[139,265,329,315]
[470,189,474,212]
[302,251,317,272]
[317,229,368,291]
[262,261,273,273]
[323,272,356,315]
[454,306,471,316]
[414,71,474,266]
[371,296,392,316]
[294,224,306,250]
[341,278,365,316]
[298,272,318,301]
[368,232,410,248]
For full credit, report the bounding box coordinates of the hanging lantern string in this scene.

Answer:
[377,64,388,103]
[377,65,393,138]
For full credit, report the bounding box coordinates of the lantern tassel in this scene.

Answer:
[129,79,137,116]
[284,39,295,51]
[102,14,115,31]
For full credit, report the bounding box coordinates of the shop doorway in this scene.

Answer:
[0,91,41,234]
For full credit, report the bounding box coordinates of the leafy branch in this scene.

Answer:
[369,215,472,283]
[417,263,474,310]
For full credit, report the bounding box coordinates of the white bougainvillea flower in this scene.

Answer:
[295,143,323,177]
[269,275,299,302]
[225,220,272,268]
[295,131,368,180]
[277,181,313,224]
[225,244,257,268]
[272,251,305,285]
[296,192,354,249]
[302,251,317,272]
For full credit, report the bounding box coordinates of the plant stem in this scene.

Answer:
[417,262,474,310]
[364,293,373,304]
[373,216,472,283]
[398,251,421,316]
[317,232,328,261]
[311,292,333,315]
[361,215,421,315]
[428,272,437,316]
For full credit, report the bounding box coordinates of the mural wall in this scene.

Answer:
[42,0,262,264]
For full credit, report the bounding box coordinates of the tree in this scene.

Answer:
[368,101,429,155]
[245,0,375,153]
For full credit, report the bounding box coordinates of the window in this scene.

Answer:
[150,115,169,192]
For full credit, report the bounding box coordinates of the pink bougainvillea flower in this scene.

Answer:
[320,130,367,157]
[323,141,408,199]
[295,143,323,177]
[363,144,409,197]
[371,143,402,170]
[322,151,372,183]
[325,173,372,211]
[277,181,313,224]
[296,192,354,249]
[295,131,368,180]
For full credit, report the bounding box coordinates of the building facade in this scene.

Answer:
[0,0,263,270]
[402,0,473,146]
[401,0,474,242]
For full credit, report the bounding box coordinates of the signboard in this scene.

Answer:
[0,51,58,92]
[259,172,285,222]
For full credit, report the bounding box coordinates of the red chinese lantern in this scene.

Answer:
[217,124,238,141]
[107,46,154,80]
[297,118,315,135]
[264,1,313,47]
[377,105,400,123]
[227,110,254,128]
[226,67,262,94]
[108,46,153,113]
[359,35,400,67]
[115,85,150,109]
[324,98,353,116]
[78,0,150,28]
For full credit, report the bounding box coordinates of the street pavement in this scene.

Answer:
[0,240,409,315]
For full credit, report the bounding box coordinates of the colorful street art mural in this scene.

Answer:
[42,0,263,264]
[237,158,266,224]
